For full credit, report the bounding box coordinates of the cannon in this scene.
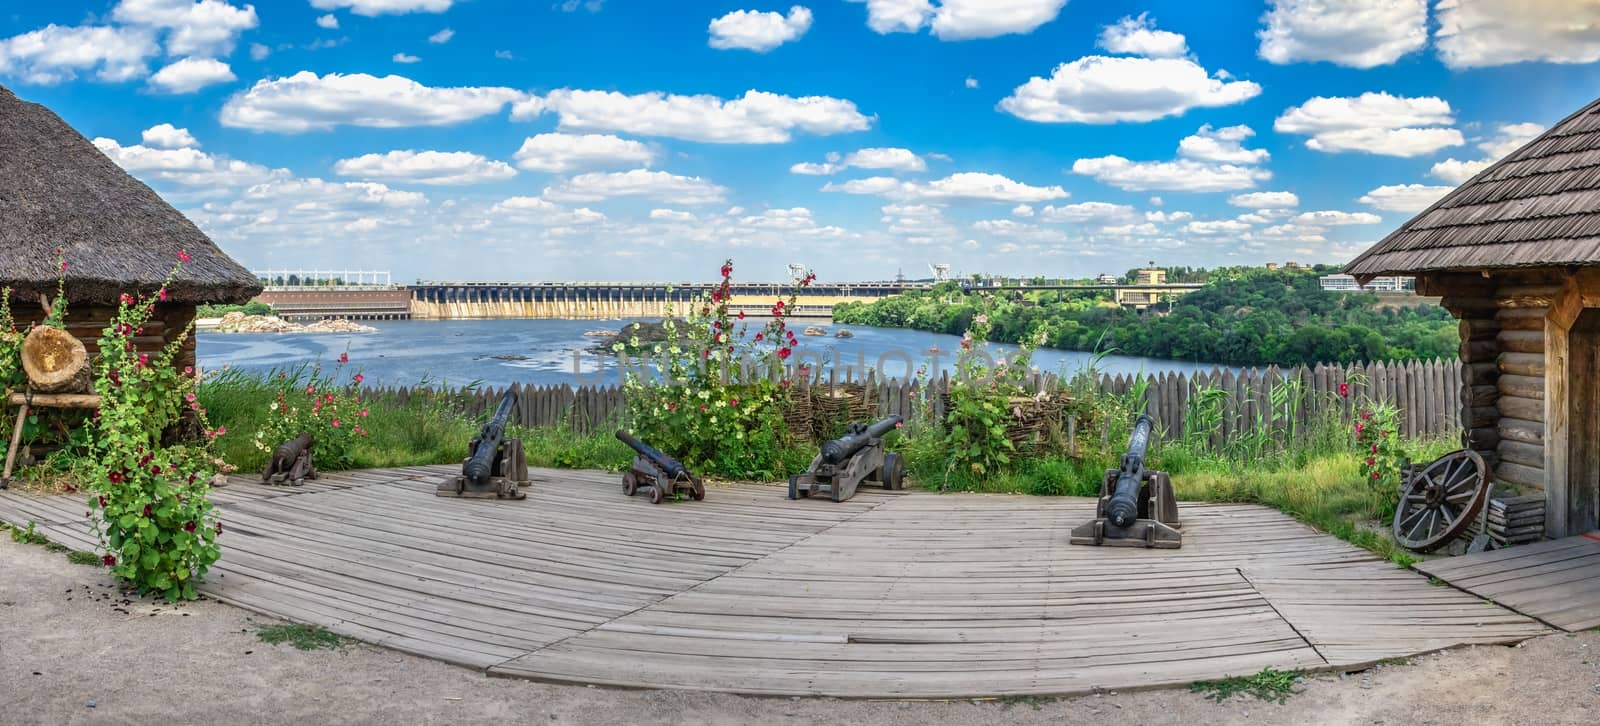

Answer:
[437,391,528,500]
[789,414,906,502]
[617,430,704,504]
[1069,414,1182,549]
[262,433,317,486]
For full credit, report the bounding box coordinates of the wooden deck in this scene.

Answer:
[0,466,1551,698]
[1415,532,1600,632]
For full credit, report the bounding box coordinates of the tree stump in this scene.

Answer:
[21,326,88,393]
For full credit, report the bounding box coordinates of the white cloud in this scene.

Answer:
[1427,158,1491,185]
[964,76,978,89]
[1358,183,1454,213]
[543,169,729,205]
[392,52,421,63]
[1146,210,1192,223]
[1427,122,1547,184]
[1292,210,1383,226]
[317,14,340,29]
[1186,219,1252,235]
[142,123,198,149]
[309,0,454,16]
[249,42,269,60]
[147,57,235,93]
[512,133,655,173]
[649,208,697,222]
[334,150,516,186]
[220,72,525,132]
[1257,0,1427,69]
[1275,92,1463,157]
[825,171,1068,203]
[846,0,1067,40]
[1177,124,1269,164]
[1037,201,1138,225]
[93,136,283,187]
[1436,0,1600,69]
[490,196,607,226]
[999,55,1261,124]
[112,0,259,57]
[1012,204,1034,217]
[1098,13,1188,58]
[791,146,926,174]
[790,161,839,175]
[972,219,1069,244]
[708,6,813,52]
[516,88,872,143]
[493,49,513,60]
[428,28,454,44]
[1228,191,1299,209]
[0,24,158,84]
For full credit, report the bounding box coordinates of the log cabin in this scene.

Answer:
[0,83,261,376]
[1345,96,1600,539]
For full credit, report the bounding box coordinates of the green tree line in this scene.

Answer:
[834,267,1457,367]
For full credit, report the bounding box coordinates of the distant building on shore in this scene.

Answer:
[1319,274,1415,292]
[1095,273,1118,284]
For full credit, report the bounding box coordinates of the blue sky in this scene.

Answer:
[3,0,1599,283]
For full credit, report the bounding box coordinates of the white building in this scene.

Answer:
[1095,273,1119,284]
[1320,274,1415,292]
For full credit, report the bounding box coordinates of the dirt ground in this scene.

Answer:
[2,536,1596,726]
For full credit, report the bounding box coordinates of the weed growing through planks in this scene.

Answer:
[1191,667,1300,704]
[9,520,48,546]
[256,623,348,651]
[67,550,102,566]
[1376,656,1413,667]
[993,694,1060,710]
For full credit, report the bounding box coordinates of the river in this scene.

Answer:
[196,319,1227,388]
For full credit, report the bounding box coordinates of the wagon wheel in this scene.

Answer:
[622,471,638,497]
[787,475,800,500]
[882,452,905,491]
[689,479,705,501]
[1393,449,1489,552]
[649,483,663,504]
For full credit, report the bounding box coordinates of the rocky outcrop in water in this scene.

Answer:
[213,312,376,334]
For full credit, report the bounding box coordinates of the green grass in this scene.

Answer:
[8,520,49,546]
[1191,667,1301,703]
[67,550,101,566]
[255,623,348,651]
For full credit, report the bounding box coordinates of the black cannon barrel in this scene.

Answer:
[1107,414,1154,528]
[616,430,689,480]
[821,414,903,465]
[464,390,517,483]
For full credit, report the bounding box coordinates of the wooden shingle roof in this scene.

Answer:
[1345,97,1600,278]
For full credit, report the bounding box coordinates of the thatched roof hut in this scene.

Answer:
[1346,96,1600,539]
[0,83,261,373]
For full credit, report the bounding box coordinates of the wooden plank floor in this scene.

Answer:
[1415,532,1600,632]
[0,466,1550,698]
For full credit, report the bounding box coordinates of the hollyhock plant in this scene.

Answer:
[253,351,368,471]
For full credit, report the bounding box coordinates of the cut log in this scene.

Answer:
[1462,340,1500,360]
[1460,317,1501,340]
[1497,330,1545,354]
[4,392,101,408]
[1497,439,1545,468]
[1498,352,1544,377]
[1497,417,1543,445]
[1495,307,1547,331]
[1497,394,1544,423]
[20,326,87,393]
[1497,374,1543,400]
[1495,460,1546,489]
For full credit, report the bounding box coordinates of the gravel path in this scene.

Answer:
[2,536,1595,725]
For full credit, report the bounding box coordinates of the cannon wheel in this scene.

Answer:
[622,471,638,497]
[882,452,905,491]
[690,480,705,501]
[1393,449,1489,552]
[649,483,664,504]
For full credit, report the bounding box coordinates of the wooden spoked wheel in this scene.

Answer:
[1393,449,1489,552]
[622,471,638,496]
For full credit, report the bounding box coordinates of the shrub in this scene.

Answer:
[0,288,22,395]
[251,353,369,471]
[86,251,224,602]
[1355,401,1405,512]
[942,296,1049,481]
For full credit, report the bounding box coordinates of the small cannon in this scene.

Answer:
[617,430,704,504]
[438,390,528,500]
[263,433,317,486]
[1070,414,1182,549]
[789,414,905,502]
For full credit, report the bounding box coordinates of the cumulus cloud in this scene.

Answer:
[249,42,269,60]
[1436,0,1600,69]
[1427,158,1491,185]
[1257,0,1426,68]
[1012,204,1033,217]
[489,196,607,226]
[512,133,654,173]
[708,6,813,52]
[1274,92,1463,157]
[317,14,340,29]
[147,57,235,93]
[220,72,525,132]
[1228,191,1299,209]
[142,123,198,149]
[543,169,729,205]
[1098,13,1188,58]
[1186,219,1252,235]
[0,24,159,84]
[310,0,454,16]
[112,0,259,57]
[1292,210,1383,226]
[1358,183,1454,213]
[790,147,927,175]
[846,0,1068,40]
[333,150,516,185]
[1037,201,1139,225]
[93,136,284,187]
[428,28,454,44]
[964,76,978,89]
[649,208,697,222]
[824,171,1068,203]
[1427,122,1547,183]
[999,55,1260,124]
[514,88,872,144]
[392,52,421,63]
[1072,124,1272,192]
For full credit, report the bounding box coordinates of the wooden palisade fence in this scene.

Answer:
[362,357,1462,447]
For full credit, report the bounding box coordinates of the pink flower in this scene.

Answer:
[1355,422,1365,434]
[60,261,67,272]
[186,393,197,403]
[1338,383,1350,398]
[352,373,364,384]
[895,421,904,429]
[119,293,134,306]
[338,352,349,364]
[975,315,988,324]
[729,397,739,407]
[177,250,192,264]
[137,353,149,367]
[359,409,368,417]
[215,426,226,436]
[332,419,341,428]
[158,288,168,302]
[306,384,315,394]
[184,366,193,375]
[737,311,746,320]
[777,347,792,360]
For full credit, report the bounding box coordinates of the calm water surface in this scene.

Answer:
[197,319,1225,388]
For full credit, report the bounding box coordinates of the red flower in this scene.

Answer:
[1371,471,1381,480]
[1338,382,1349,398]
[702,349,710,359]
[150,465,161,475]
[325,393,335,403]
[1370,443,1378,454]
[98,495,108,507]
[729,397,739,407]
[215,522,223,534]
[119,293,134,305]
[360,409,368,417]
[102,554,116,567]
[143,504,153,517]
[137,353,149,367]
[754,333,764,342]
[184,521,197,533]
[1355,422,1365,434]
[667,402,677,410]
[720,262,733,278]
[307,384,316,394]
[1365,457,1376,466]
[895,421,904,429]
[339,352,349,364]
[177,250,192,263]
[353,373,364,384]
[776,347,792,360]
[699,405,707,412]
[183,365,193,375]
[737,311,746,320]
[108,471,122,484]
[60,261,67,272]
[158,288,168,302]
[332,419,341,428]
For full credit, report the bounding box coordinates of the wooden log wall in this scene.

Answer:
[1492,279,1556,494]
[10,302,199,379]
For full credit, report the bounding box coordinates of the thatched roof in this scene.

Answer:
[1346,96,1600,279]
[0,84,261,306]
